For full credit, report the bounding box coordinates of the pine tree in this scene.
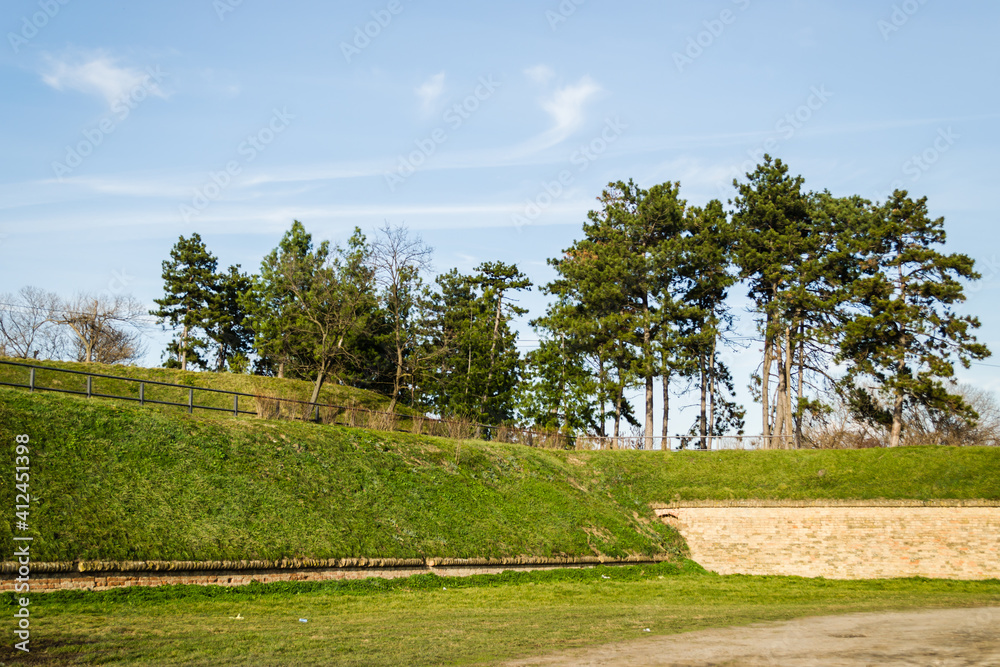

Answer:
[244,221,330,378]
[150,233,218,370]
[732,156,813,447]
[519,325,599,434]
[838,190,990,447]
[673,199,742,447]
[204,265,253,372]
[422,264,529,426]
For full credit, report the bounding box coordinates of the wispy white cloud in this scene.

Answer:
[524,64,555,85]
[538,76,601,143]
[494,75,602,159]
[40,50,167,108]
[416,71,446,113]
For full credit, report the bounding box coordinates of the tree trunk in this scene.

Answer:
[661,365,670,452]
[782,325,794,448]
[889,390,904,447]
[180,324,188,371]
[761,313,773,446]
[773,337,786,447]
[277,361,285,379]
[644,372,653,450]
[597,358,608,441]
[794,320,805,448]
[613,385,622,450]
[309,364,327,408]
[642,292,654,450]
[708,336,717,450]
[698,351,707,449]
[389,343,404,413]
[481,291,505,407]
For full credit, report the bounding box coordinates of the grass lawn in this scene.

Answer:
[3,563,998,666]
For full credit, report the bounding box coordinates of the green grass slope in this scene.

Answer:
[0,356,399,414]
[0,389,684,563]
[1,387,998,564]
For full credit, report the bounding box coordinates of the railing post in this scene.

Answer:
[140,382,144,406]
[29,368,35,392]
[188,388,193,414]
[86,375,92,398]
[234,394,239,417]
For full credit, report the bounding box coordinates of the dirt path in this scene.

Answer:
[504,607,999,666]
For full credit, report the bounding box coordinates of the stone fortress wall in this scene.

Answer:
[655,500,1000,580]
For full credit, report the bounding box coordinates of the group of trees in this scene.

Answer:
[524,156,988,448]
[0,287,146,364]
[3,156,990,448]
[526,180,744,448]
[147,222,532,426]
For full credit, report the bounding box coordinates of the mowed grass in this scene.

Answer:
[0,356,402,415]
[1,387,999,563]
[0,388,686,562]
[2,563,998,666]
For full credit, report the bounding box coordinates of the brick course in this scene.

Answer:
[655,501,1000,579]
[0,556,672,593]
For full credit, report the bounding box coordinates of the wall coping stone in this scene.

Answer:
[652,499,1000,510]
[0,554,677,576]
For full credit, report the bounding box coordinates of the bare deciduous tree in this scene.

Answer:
[0,286,64,359]
[54,293,147,365]
[370,221,433,411]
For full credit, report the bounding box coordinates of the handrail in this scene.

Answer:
[0,359,777,450]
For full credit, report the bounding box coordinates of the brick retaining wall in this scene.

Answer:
[654,500,1000,580]
[0,555,674,593]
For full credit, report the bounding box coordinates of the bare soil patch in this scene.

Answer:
[505,607,999,666]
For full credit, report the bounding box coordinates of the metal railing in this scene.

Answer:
[0,360,778,450]
[0,361,578,446]
[0,360,255,416]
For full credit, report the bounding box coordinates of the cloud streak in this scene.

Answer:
[40,51,167,108]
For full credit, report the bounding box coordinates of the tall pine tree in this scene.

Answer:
[839,190,990,447]
[150,233,218,370]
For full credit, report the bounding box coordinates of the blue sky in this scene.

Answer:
[2,0,999,433]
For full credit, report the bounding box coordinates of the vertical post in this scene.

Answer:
[234,393,239,417]
[188,388,193,414]
[29,368,35,392]
[86,375,92,398]
[140,382,144,406]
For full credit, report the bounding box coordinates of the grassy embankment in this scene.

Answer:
[0,357,406,419]
[1,379,998,563]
